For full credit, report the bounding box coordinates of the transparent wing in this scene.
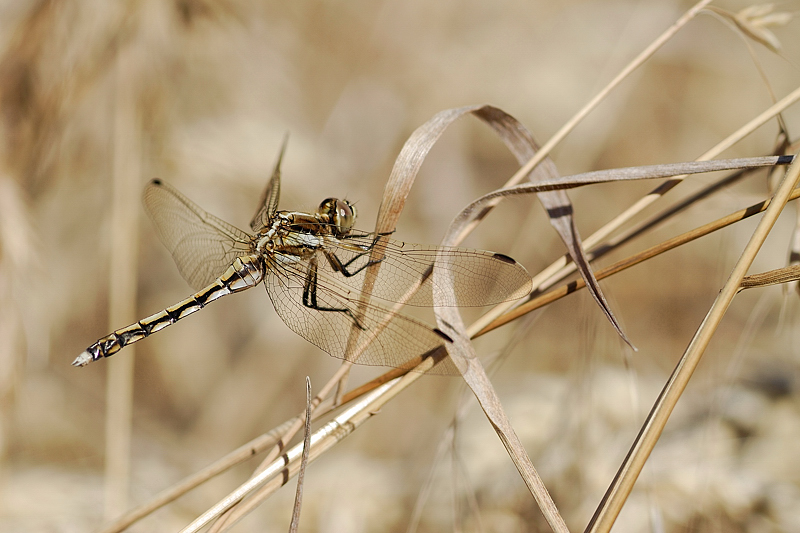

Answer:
[250,140,285,232]
[143,179,253,291]
[317,230,532,307]
[265,254,458,374]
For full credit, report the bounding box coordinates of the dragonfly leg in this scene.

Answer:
[324,249,383,277]
[340,230,394,241]
[325,232,392,277]
[302,257,367,330]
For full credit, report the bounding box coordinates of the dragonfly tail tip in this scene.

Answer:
[72,351,93,367]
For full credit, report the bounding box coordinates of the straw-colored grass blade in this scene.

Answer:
[585,152,800,533]
[288,377,312,533]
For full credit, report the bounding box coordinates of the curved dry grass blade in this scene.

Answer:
[479,187,800,335]
[288,378,312,533]
[529,85,800,302]
[453,156,794,336]
[335,106,488,397]
[585,152,800,533]
[469,106,632,349]
[368,104,634,367]
[337,104,558,398]
[435,200,568,531]
[456,157,793,208]
[432,268,568,533]
[469,137,795,337]
[452,155,794,328]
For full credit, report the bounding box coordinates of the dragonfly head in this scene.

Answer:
[318,198,357,236]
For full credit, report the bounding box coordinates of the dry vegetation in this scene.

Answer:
[1,0,800,532]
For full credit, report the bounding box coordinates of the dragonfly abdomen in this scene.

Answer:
[72,255,264,366]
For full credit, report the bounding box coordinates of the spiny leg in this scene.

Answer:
[302,256,367,330]
[325,232,391,277]
[324,249,383,277]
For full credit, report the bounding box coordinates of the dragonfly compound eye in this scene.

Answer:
[319,198,356,235]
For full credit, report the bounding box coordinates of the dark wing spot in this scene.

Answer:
[433,328,454,343]
[546,205,574,218]
[492,253,517,265]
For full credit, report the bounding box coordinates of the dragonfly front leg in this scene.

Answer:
[325,232,390,277]
[324,249,383,277]
[302,256,367,330]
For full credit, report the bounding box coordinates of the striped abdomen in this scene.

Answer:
[72,255,264,367]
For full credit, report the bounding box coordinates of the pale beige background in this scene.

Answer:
[1,1,799,531]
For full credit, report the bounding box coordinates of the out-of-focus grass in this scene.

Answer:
[1,1,800,531]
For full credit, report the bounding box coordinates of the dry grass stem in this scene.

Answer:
[180,146,798,533]
[96,422,295,533]
[480,187,800,335]
[528,84,800,300]
[8,2,800,531]
[586,152,800,533]
[182,370,432,532]
[103,46,142,520]
[482,0,714,199]
[740,264,800,289]
[287,378,312,533]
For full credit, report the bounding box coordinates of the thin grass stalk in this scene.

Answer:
[207,350,449,532]
[211,183,800,533]
[182,368,435,533]
[528,84,800,300]
[95,421,297,533]
[479,187,800,334]
[104,47,141,520]
[107,180,800,532]
[100,382,389,533]
[210,358,362,530]
[288,378,312,533]
[585,152,800,533]
[451,0,712,243]
[740,264,800,288]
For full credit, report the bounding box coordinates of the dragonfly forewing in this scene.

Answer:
[143,179,253,291]
[318,232,533,308]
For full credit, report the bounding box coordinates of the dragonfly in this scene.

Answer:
[73,149,533,374]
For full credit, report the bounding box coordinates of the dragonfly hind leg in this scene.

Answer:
[302,258,367,330]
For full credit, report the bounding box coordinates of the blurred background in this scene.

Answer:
[2,0,800,531]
